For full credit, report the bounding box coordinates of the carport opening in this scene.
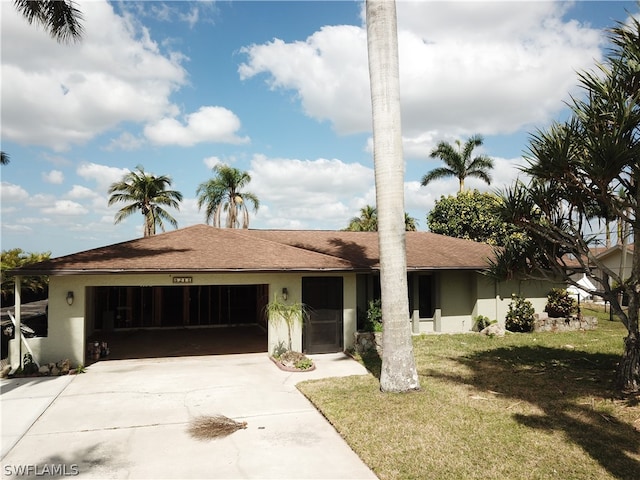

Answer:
[86,284,268,360]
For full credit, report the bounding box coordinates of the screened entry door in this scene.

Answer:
[302,277,343,354]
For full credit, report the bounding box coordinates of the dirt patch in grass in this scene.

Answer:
[298,314,640,480]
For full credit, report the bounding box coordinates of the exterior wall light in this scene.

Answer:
[66,291,74,306]
[282,288,288,301]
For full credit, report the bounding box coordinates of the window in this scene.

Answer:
[418,275,435,318]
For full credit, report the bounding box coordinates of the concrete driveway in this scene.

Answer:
[1,353,378,479]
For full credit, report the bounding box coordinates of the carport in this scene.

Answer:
[86,284,269,361]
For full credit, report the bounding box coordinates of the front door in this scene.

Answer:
[302,277,343,354]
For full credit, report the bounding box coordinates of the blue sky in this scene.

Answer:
[1,0,637,257]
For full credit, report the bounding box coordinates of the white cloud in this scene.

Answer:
[1,0,187,151]
[239,1,604,157]
[203,156,225,169]
[66,185,99,200]
[0,182,30,203]
[76,162,130,194]
[42,170,64,184]
[249,154,374,229]
[1,224,32,234]
[41,200,89,216]
[240,25,370,135]
[105,131,146,151]
[144,106,250,146]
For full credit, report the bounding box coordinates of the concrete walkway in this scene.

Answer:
[1,353,378,479]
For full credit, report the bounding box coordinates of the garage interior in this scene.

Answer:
[86,284,269,360]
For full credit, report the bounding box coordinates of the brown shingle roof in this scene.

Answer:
[15,224,496,275]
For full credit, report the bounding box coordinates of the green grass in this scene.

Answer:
[298,308,640,480]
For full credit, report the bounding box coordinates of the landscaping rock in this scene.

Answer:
[480,324,505,337]
[57,359,70,374]
[533,314,597,332]
[353,332,382,354]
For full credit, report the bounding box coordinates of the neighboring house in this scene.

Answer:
[595,244,635,284]
[8,225,556,366]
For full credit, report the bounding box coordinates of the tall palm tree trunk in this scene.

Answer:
[615,175,640,392]
[366,0,419,393]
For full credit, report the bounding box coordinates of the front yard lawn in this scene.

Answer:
[298,309,640,480]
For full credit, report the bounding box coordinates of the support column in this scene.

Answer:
[9,275,22,368]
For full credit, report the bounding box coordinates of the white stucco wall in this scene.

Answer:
[31,271,357,365]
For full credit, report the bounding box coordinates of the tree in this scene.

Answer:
[13,0,84,44]
[108,165,183,237]
[1,249,51,300]
[489,18,640,392]
[346,205,378,231]
[366,0,419,393]
[345,205,418,232]
[421,134,494,192]
[196,164,259,229]
[0,152,9,165]
[427,190,514,246]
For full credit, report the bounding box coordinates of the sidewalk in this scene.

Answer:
[1,353,378,479]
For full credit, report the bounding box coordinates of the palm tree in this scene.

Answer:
[13,0,84,43]
[196,164,259,229]
[345,205,418,231]
[421,135,494,192]
[366,0,420,393]
[404,213,418,232]
[108,165,183,237]
[346,205,378,231]
[0,152,9,165]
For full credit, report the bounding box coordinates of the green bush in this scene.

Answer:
[473,315,496,332]
[544,288,577,318]
[505,294,535,332]
[364,299,383,332]
[294,357,314,370]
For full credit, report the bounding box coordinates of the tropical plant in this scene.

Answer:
[545,289,577,318]
[505,295,535,333]
[346,205,378,231]
[366,0,420,393]
[421,134,494,192]
[427,190,515,246]
[1,249,51,300]
[107,165,183,237]
[473,315,495,332]
[196,164,259,229]
[363,299,383,332]
[345,205,418,231]
[0,151,9,165]
[265,294,307,352]
[488,17,640,392]
[13,0,84,43]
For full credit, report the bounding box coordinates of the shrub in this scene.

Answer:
[364,299,383,332]
[294,357,314,370]
[545,288,577,318]
[473,315,496,332]
[505,294,535,332]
